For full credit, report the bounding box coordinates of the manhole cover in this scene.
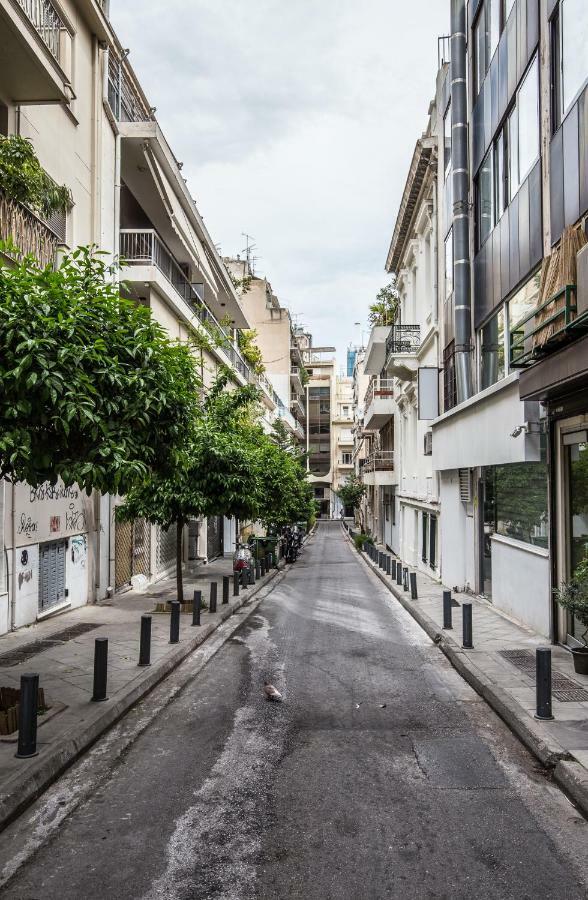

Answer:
[0,623,104,667]
[498,649,588,702]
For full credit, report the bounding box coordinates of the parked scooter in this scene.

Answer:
[232,542,253,580]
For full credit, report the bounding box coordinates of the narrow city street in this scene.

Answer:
[1,522,587,900]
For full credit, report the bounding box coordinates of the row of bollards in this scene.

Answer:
[15,556,281,759]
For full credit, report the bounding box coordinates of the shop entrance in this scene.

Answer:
[557,419,588,645]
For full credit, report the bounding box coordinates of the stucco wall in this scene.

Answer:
[491,535,551,637]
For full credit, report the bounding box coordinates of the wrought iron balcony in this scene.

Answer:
[385,325,421,357]
[108,53,152,123]
[16,0,64,62]
[0,191,58,268]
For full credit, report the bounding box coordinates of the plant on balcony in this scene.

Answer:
[556,558,588,674]
[0,135,71,218]
[227,269,252,295]
[369,279,399,327]
[237,328,265,374]
[116,376,262,602]
[299,366,310,387]
[0,247,200,494]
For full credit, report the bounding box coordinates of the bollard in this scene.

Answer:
[170,601,180,644]
[250,563,255,585]
[403,567,409,592]
[386,555,391,576]
[222,576,230,605]
[390,559,396,580]
[410,572,418,600]
[15,673,39,758]
[209,582,218,614]
[462,603,473,649]
[91,638,108,702]
[266,554,271,571]
[255,559,261,580]
[535,648,554,720]
[442,590,453,630]
[192,590,202,626]
[260,558,266,576]
[233,571,240,596]
[380,552,385,570]
[139,615,152,666]
[241,568,248,589]
[396,563,403,586]
[274,552,279,569]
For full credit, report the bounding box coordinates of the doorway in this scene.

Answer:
[39,539,67,613]
[557,421,588,645]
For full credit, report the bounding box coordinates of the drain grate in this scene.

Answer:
[499,649,588,702]
[0,623,104,667]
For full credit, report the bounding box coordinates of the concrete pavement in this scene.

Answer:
[0,521,586,899]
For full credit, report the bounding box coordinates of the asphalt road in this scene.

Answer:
[2,521,587,900]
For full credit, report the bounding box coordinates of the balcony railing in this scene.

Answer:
[108,53,152,123]
[386,324,421,357]
[16,0,64,62]
[0,192,58,268]
[509,285,588,368]
[438,35,451,69]
[363,451,394,473]
[364,376,394,409]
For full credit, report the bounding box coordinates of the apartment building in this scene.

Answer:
[431,0,587,640]
[0,0,262,631]
[331,376,355,517]
[302,338,337,518]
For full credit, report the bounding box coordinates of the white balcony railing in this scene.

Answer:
[16,0,64,61]
[363,451,394,473]
[364,376,394,409]
[108,53,152,123]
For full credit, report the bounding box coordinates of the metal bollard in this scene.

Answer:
[535,648,554,720]
[92,638,108,702]
[192,590,202,626]
[233,572,240,596]
[170,601,180,644]
[380,552,385,570]
[139,615,152,666]
[250,563,255,585]
[15,673,39,758]
[255,559,261,580]
[386,555,391,576]
[260,558,266,576]
[442,590,453,630]
[396,563,403,586]
[390,559,396,580]
[410,572,418,600]
[209,582,218,614]
[462,603,473,649]
[403,567,409,592]
[241,568,248,589]
[222,576,230,605]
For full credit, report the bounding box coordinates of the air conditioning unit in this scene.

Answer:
[458,468,472,503]
[423,431,433,456]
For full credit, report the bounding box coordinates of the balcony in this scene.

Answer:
[0,0,71,102]
[290,366,303,394]
[509,285,588,369]
[363,377,395,430]
[290,394,306,420]
[0,192,59,268]
[385,324,421,379]
[108,53,152,123]
[361,451,397,486]
[363,325,391,374]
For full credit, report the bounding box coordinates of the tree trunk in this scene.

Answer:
[176,519,184,604]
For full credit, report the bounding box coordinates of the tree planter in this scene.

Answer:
[571,647,588,676]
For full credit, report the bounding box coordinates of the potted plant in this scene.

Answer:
[557,559,588,675]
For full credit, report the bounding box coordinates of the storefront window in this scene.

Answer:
[480,308,505,389]
[485,462,548,546]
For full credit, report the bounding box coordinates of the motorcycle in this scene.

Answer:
[232,542,253,581]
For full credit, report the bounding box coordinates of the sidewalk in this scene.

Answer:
[347,528,588,816]
[0,555,281,828]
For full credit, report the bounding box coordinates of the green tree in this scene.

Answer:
[116,377,262,602]
[369,279,399,327]
[0,134,71,217]
[254,433,314,530]
[237,328,265,374]
[0,247,201,493]
[336,474,367,527]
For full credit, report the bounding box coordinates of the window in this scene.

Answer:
[552,0,588,130]
[483,462,548,546]
[480,308,505,389]
[444,229,453,300]
[443,101,451,179]
[422,513,429,563]
[341,452,352,465]
[475,55,539,247]
[443,341,457,411]
[476,150,494,247]
[342,405,349,417]
[429,516,437,569]
[474,0,513,95]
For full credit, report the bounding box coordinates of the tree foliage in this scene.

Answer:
[237,328,265,374]
[336,473,366,511]
[0,248,201,493]
[369,279,399,327]
[0,134,71,217]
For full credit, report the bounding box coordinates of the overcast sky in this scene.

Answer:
[111,1,449,370]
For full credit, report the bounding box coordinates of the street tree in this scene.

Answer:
[336,473,367,528]
[0,247,201,493]
[254,434,315,530]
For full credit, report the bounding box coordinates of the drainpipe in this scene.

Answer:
[451,0,473,402]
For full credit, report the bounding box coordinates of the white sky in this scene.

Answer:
[111,1,449,368]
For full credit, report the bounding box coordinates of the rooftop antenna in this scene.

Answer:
[241,232,257,272]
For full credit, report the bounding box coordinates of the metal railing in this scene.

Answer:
[291,394,306,417]
[0,191,58,268]
[120,229,287,406]
[438,35,451,69]
[108,53,152,123]
[364,376,394,409]
[363,451,394,473]
[16,0,64,61]
[386,324,421,357]
[509,285,588,368]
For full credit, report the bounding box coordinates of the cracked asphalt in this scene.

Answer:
[2,521,587,899]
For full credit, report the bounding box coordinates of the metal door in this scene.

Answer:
[38,540,67,613]
[206,516,223,560]
[115,517,151,590]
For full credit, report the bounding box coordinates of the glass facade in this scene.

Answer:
[308,386,331,476]
[480,308,505,389]
[483,461,548,547]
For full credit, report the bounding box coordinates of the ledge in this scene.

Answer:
[490,533,549,559]
[432,372,520,428]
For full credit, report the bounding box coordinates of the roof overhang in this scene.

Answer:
[385,136,436,274]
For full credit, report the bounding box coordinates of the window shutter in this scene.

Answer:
[458,468,472,502]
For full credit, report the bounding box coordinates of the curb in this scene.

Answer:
[0,561,286,832]
[343,527,588,816]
